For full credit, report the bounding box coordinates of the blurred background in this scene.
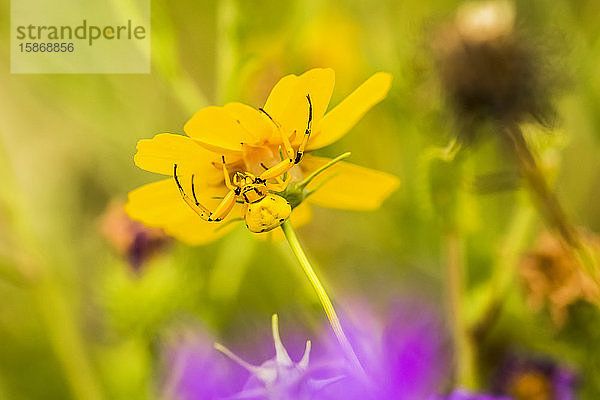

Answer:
[2,0,600,399]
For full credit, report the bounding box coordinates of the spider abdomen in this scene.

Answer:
[244,194,292,233]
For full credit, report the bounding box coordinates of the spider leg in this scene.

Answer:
[257,153,294,181]
[221,156,237,191]
[266,172,290,192]
[174,164,236,222]
[210,189,237,221]
[260,162,287,185]
[257,97,312,180]
[258,107,281,128]
[257,123,295,181]
[258,107,295,162]
[294,94,312,164]
[274,174,288,185]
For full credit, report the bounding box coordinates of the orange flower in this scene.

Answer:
[520,230,600,326]
[100,200,169,269]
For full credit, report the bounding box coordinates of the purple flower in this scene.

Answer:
[214,315,342,400]
[491,354,577,400]
[316,299,451,399]
[163,330,248,400]
[433,389,512,400]
[163,300,450,400]
[163,316,342,400]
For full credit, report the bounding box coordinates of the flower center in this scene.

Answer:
[509,371,552,400]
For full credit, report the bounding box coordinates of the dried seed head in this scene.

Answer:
[455,0,515,44]
[434,1,556,143]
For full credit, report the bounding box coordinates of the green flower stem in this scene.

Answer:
[505,125,599,283]
[505,125,580,249]
[281,220,365,374]
[298,152,351,188]
[472,201,535,342]
[445,231,476,388]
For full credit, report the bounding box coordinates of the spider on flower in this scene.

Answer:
[174,95,313,233]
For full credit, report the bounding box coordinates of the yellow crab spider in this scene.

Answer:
[174,95,313,233]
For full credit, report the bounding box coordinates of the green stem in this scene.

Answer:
[472,201,535,342]
[505,125,599,284]
[445,232,476,388]
[280,220,364,374]
[505,125,580,249]
[297,152,351,188]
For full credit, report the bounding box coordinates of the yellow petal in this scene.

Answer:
[252,202,313,241]
[301,155,399,210]
[125,179,241,245]
[308,72,392,150]
[263,68,335,142]
[166,213,240,245]
[184,106,255,152]
[263,74,298,125]
[134,134,222,183]
[223,102,275,143]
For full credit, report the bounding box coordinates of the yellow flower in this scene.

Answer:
[126,68,399,245]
